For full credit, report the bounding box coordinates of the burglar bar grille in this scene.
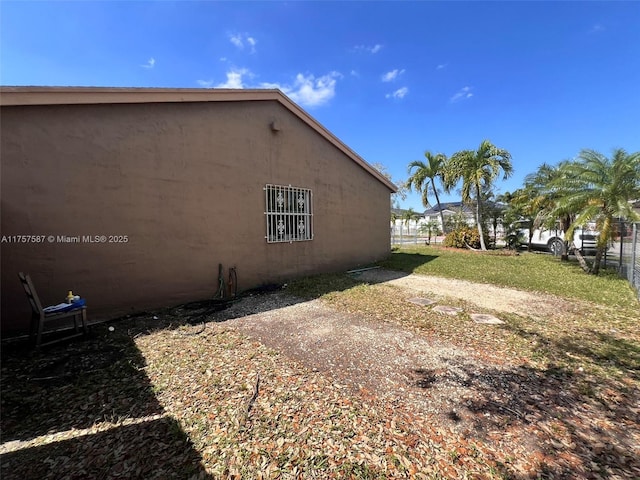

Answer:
[264,184,313,243]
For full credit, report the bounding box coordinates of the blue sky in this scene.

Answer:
[2,1,639,211]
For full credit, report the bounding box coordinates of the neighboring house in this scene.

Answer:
[391,203,478,243]
[422,201,506,238]
[423,202,475,231]
[0,87,396,336]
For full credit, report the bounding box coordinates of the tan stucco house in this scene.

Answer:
[0,87,396,336]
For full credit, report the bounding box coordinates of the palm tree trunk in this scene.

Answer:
[560,215,571,261]
[431,179,446,234]
[591,215,612,275]
[475,183,487,251]
[574,247,591,273]
[591,248,604,275]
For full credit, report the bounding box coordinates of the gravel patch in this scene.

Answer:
[219,292,512,426]
[354,268,581,319]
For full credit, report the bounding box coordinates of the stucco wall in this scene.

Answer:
[1,100,391,335]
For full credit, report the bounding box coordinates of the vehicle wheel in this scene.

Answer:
[548,238,564,256]
[505,234,519,250]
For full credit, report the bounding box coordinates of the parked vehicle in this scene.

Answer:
[510,220,598,255]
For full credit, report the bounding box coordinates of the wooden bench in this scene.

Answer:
[18,272,88,348]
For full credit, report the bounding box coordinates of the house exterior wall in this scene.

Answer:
[1,100,391,335]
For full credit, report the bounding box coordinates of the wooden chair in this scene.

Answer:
[18,272,88,348]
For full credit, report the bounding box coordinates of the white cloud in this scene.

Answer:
[381,68,405,82]
[217,68,250,88]
[353,44,383,54]
[229,33,257,53]
[350,70,359,77]
[259,82,281,90]
[287,72,342,107]
[141,57,155,69]
[196,69,341,107]
[589,24,605,34]
[385,87,408,99]
[229,34,243,48]
[219,57,227,62]
[450,86,473,103]
[261,71,342,107]
[436,63,447,70]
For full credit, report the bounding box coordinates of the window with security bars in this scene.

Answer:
[264,184,313,243]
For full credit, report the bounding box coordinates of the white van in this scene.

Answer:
[511,221,598,256]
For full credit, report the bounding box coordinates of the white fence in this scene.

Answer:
[390,226,442,245]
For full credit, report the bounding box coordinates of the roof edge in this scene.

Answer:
[0,86,397,192]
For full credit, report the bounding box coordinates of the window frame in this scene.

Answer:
[264,184,314,243]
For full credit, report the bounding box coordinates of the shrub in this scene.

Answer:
[443,226,486,249]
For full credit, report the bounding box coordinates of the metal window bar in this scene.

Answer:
[264,184,313,243]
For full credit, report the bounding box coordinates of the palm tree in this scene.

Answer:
[447,140,513,250]
[407,152,448,232]
[483,193,505,249]
[402,208,418,236]
[419,220,441,244]
[520,161,575,259]
[552,148,640,274]
[414,215,421,243]
[390,211,399,244]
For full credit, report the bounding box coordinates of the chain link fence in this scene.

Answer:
[612,222,640,300]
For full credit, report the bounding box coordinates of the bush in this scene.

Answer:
[443,226,486,249]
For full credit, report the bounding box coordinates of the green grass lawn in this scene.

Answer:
[378,245,638,309]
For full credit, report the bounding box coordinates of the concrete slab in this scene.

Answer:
[407,297,436,306]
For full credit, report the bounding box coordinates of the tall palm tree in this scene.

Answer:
[552,148,640,274]
[407,152,448,232]
[447,140,513,250]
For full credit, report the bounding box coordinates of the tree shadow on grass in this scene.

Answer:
[411,353,639,478]
[555,329,640,378]
[0,330,212,479]
[377,252,439,273]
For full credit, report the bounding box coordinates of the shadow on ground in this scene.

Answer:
[0,269,387,479]
[0,328,212,479]
[377,252,439,273]
[411,355,639,478]
[1,416,206,480]
[153,267,414,326]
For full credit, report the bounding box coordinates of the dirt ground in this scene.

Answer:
[211,269,638,477]
[2,269,637,478]
[219,269,570,426]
